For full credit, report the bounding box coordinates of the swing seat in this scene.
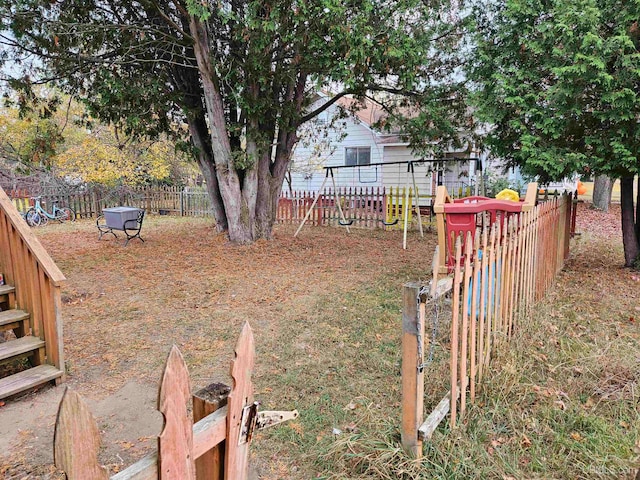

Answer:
[338,219,354,226]
[380,218,399,226]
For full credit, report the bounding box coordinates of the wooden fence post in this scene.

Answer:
[401,281,424,458]
[193,383,230,480]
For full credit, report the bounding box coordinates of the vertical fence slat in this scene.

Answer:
[477,227,489,383]
[225,322,254,480]
[459,232,473,419]
[449,237,463,428]
[158,346,195,480]
[469,229,481,402]
[54,388,109,480]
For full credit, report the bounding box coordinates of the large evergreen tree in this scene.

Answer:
[469,0,640,266]
[1,0,468,243]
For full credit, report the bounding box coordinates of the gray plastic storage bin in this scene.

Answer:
[102,207,142,230]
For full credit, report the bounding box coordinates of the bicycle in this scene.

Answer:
[25,196,76,227]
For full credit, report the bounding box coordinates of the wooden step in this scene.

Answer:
[0,309,29,327]
[0,365,63,400]
[0,336,45,362]
[0,285,15,296]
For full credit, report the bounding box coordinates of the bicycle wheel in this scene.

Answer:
[25,209,42,227]
[57,207,76,222]
[63,207,76,221]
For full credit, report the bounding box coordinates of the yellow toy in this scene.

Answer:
[495,188,520,202]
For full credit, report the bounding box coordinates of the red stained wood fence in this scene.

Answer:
[280,187,392,229]
[401,186,576,457]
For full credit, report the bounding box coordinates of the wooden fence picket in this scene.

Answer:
[449,237,463,428]
[54,389,109,479]
[225,322,254,480]
[158,346,195,479]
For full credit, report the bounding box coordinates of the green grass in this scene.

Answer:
[253,234,640,479]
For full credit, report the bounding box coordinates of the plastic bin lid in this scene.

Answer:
[103,207,141,213]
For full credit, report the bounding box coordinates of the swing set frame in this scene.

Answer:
[293,158,478,249]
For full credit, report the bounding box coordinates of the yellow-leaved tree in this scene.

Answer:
[55,127,176,186]
[1,90,192,187]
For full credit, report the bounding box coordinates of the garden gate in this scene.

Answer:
[54,322,298,479]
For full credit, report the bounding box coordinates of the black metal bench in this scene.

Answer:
[97,208,145,246]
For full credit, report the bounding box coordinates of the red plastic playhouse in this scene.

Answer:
[433,183,538,274]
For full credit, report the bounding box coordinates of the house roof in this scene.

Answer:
[335,96,388,127]
[315,91,473,153]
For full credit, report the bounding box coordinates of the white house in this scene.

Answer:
[287,93,478,200]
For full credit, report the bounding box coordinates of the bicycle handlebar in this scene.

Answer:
[31,196,59,204]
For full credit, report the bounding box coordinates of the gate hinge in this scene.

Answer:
[238,402,299,445]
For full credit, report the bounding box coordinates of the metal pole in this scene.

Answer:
[329,169,351,233]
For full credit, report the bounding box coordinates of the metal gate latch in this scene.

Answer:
[239,402,299,445]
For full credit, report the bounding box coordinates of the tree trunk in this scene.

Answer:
[189,15,255,244]
[620,176,639,267]
[186,116,228,232]
[636,176,640,245]
[592,174,613,212]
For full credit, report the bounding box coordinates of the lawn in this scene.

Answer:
[0,205,638,479]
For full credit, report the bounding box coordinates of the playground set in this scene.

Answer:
[294,158,478,249]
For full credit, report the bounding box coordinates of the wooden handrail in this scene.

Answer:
[0,186,66,374]
[0,188,66,285]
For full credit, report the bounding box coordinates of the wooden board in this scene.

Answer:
[0,335,45,361]
[54,388,109,480]
[418,387,461,441]
[0,364,63,399]
[400,282,424,458]
[0,309,29,326]
[158,345,195,479]
[225,322,255,480]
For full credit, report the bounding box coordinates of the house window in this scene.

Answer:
[345,147,371,166]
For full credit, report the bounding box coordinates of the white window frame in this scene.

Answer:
[345,146,371,167]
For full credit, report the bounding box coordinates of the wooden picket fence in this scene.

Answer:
[9,185,445,230]
[401,185,575,457]
[6,186,209,219]
[277,190,322,226]
[284,186,438,231]
[54,322,297,479]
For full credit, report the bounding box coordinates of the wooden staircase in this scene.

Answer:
[0,284,63,399]
[0,188,66,400]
